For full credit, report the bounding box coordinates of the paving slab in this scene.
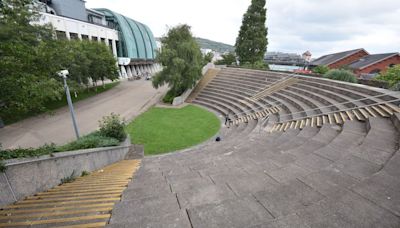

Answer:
[352,171,400,217]
[331,155,381,180]
[169,176,214,193]
[297,189,400,228]
[299,167,360,196]
[268,164,312,184]
[250,213,311,228]
[177,183,236,208]
[108,210,191,228]
[254,179,324,218]
[109,194,180,223]
[188,196,274,228]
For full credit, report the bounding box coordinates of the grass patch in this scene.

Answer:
[126,105,220,155]
[4,81,120,125]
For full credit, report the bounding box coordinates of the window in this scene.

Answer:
[389,64,396,68]
[69,32,79,40]
[108,39,113,52]
[81,35,89,40]
[56,30,67,40]
[92,36,98,41]
[101,38,106,43]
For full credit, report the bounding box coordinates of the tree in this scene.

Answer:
[375,64,400,88]
[0,0,120,123]
[0,0,63,122]
[312,65,330,75]
[203,52,214,64]
[152,24,203,103]
[235,0,268,65]
[324,69,357,83]
[215,53,236,65]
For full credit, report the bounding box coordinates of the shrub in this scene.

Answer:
[0,161,6,173]
[0,144,56,160]
[163,90,177,104]
[56,132,119,152]
[98,113,126,142]
[241,60,269,70]
[312,65,330,75]
[60,171,76,184]
[375,64,400,88]
[324,69,357,83]
[81,170,90,176]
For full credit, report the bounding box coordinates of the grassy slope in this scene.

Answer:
[126,105,220,155]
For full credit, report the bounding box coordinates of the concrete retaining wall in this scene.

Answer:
[0,139,131,207]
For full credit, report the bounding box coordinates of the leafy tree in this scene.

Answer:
[312,65,330,75]
[235,0,268,65]
[215,53,237,65]
[152,24,203,103]
[0,0,63,122]
[375,64,400,88]
[324,69,357,83]
[0,0,119,123]
[241,60,269,70]
[203,52,214,64]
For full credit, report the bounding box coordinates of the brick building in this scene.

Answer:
[310,49,369,69]
[349,53,400,77]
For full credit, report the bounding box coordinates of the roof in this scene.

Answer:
[302,51,311,56]
[349,53,399,70]
[311,48,368,66]
[95,8,157,60]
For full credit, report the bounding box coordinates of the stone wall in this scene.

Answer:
[0,139,131,207]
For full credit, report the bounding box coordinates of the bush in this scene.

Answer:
[312,65,330,75]
[241,60,269,70]
[0,144,56,160]
[324,69,357,83]
[375,64,400,88]
[56,132,119,152]
[163,90,177,104]
[98,113,126,142]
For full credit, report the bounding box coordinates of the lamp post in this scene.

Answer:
[57,70,80,139]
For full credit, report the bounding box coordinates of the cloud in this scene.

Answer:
[85,0,400,58]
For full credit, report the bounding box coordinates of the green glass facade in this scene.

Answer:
[96,8,157,61]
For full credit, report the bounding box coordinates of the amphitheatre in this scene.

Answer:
[1,0,400,227]
[3,67,400,227]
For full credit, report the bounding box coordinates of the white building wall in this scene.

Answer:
[37,12,119,57]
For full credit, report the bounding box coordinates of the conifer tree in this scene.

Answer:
[235,0,268,65]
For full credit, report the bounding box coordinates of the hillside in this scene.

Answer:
[156,37,235,53]
[195,37,234,53]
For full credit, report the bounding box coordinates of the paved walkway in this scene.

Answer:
[0,80,167,149]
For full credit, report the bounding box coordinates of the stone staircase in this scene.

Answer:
[249,76,300,101]
[186,68,220,103]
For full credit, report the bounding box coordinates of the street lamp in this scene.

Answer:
[57,70,80,139]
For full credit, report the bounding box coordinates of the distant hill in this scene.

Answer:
[156,37,235,53]
[195,38,234,53]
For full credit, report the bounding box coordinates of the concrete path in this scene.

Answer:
[0,80,167,149]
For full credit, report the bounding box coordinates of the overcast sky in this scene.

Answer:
[86,0,400,57]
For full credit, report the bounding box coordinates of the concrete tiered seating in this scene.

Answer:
[108,68,400,227]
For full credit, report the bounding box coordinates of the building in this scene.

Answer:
[302,51,312,62]
[310,48,369,69]
[264,52,306,66]
[35,0,160,78]
[349,53,400,78]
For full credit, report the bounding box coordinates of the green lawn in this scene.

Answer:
[126,105,221,155]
